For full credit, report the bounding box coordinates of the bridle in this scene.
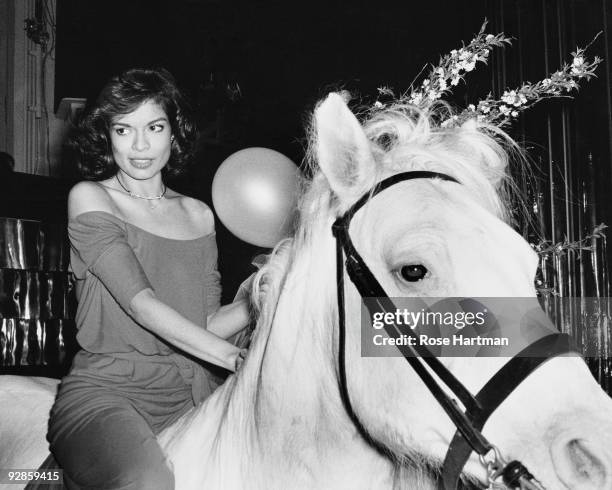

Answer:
[331,171,579,489]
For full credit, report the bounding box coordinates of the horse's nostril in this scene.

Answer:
[552,437,608,489]
[568,440,602,480]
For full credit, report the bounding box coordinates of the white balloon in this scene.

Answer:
[212,147,301,247]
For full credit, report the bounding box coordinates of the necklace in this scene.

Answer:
[115,175,167,200]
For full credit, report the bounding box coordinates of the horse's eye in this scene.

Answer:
[399,264,428,282]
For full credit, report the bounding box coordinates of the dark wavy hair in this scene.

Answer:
[67,68,197,180]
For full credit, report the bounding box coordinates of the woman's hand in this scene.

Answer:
[234,348,248,371]
[256,273,271,306]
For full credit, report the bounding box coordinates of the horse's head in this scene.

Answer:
[304,92,612,488]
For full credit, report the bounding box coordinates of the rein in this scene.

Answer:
[331,171,579,489]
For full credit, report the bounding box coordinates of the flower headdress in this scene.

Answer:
[369,22,604,268]
[373,22,602,128]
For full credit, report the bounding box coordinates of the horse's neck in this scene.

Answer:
[247,250,440,490]
[239,259,398,489]
[162,239,402,489]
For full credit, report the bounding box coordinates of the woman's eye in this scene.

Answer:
[399,264,429,282]
[150,124,165,132]
[114,127,129,136]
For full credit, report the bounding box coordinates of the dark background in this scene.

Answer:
[54,0,491,159]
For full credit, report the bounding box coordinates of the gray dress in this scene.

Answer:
[47,211,223,489]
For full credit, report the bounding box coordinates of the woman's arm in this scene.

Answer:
[183,198,253,341]
[206,299,251,339]
[130,289,242,371]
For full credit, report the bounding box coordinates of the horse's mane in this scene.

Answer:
[236,97,528,489]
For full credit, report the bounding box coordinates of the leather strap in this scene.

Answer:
[440,333,579,490]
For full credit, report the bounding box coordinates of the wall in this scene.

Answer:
[0,0,66,176]
[0,0,8,152]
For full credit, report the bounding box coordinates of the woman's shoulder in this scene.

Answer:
[167,189,215,236]
[183,197,215,236]
[68,180,117,219]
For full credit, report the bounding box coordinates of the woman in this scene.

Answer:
[48,68,250,489]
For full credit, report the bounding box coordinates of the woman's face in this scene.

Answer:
[110,100,172,180]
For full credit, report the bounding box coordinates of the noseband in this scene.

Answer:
[331,171,578,489]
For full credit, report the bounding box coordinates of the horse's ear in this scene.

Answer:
[314,93,376,202]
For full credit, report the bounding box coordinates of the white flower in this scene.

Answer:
[542,78,552,87]
[409,93,423,105]
[571,66,583,75]
[500,105,510,115]
[427,89,439,100]
[374,101,384,109]
[422,79,430,87]
[572,56,584,67]
[501,90,528,107]
[478,101,491,114]
[436,67,445,76]
[441,115,459,128]
[511,110,519,117]
[468,104,476,111]
[438,78,447,90]
[464,61,476,72]
[501,90,515,104]
[485,34,495,41]
[451,76,461,86]
[451,49,458,56]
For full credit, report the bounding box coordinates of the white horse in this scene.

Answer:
[2,93,612,489]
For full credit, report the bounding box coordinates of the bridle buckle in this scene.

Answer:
[480,445,508,489]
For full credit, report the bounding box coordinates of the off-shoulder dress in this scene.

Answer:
[47,211,223,489]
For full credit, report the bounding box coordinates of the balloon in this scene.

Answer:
[212,147,301,247]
